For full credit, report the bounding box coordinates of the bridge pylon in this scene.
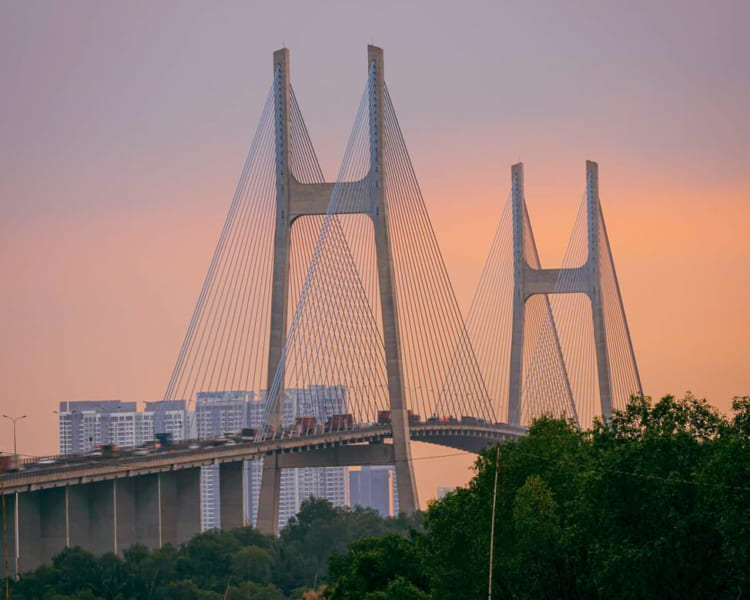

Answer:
[504,161,642,426]
[162,43,494,535]
[256,46,418,536]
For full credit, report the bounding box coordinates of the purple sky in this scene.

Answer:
[1,1,748,501]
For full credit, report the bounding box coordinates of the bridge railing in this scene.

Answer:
[1,420,526,488]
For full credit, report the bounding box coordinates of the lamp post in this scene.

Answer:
[1,414,26,459]
[2,414,25,583]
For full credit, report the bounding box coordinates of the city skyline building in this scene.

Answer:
[195,391,252,439]
[144,399,190,441]
[58,400,139,455]
[349,466,396,517]
[437,486,455,500]
[195,390,253,530]
[56,388,380,532]
[58,399,192,457]
[247,386,348,530]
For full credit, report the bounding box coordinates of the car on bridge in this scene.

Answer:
[326,414,354,430]
[0,454,20,472]
[293,417,317,435]
[377,410,422,425]
[89,444,120,458]
[240,427,257,439]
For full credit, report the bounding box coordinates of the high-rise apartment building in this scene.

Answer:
[245,386,348,530]
[348,466,397,517]
[196,391,250,439]
[57,400,188,456]
[58,400,139,455]
[195,391,253,530]
[436,486,456,500]
[58,389,396,532]
[144,399,189,441]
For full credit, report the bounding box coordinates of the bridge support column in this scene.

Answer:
[256,42,291,540]
[506,161,629,424]
[89,481,115,555]
[220,461,244,530]
[508,163,526,426]
[39,488,68,565]
[0,492,17,579]
[586,161,612,420]
[115,479,136,554]
[3,488,69,574]
[368,45,418,515]
[68,484,91,550]
[134,474,161,549]
[17,491,41,573]
[257,456,281,535]
[266,49,292,433]
[161,469,201,546]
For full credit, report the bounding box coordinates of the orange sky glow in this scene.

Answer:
[1,1,748,505]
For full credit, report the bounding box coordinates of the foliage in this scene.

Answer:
[8,500,413,600]
[273,498,419,595]
[419,394,750,600]
[323,394,749,600]
[324,534,429,600]
[9,395,749,600]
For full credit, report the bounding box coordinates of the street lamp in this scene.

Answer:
[2,415,26,583]
[2,414,26,458]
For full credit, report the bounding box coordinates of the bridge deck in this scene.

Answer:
[0,423,525,495]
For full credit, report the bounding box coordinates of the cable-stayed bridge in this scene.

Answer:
[1,45,641,572]
[468,161,642,430]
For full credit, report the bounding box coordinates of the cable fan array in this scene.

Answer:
[535,196,599,426]
[520,200,578,426]
[466,192,575,425]
[260,69,390,431]
[164,53,640,436]
[467,181,641,429]
[162,73,278,407]
[260,65,495,433]
[163,70,337,413]
[382,86,493,424]
[525,192,642,428]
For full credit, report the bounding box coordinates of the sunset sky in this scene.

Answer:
[1,1,748,504]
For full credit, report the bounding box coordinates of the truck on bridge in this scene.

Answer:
[377,410,422,425]
[0,453,19,472]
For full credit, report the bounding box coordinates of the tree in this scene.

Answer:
[273,498,413,594]
[325,535,429,600]
[11,394,747,600]
[231,545,272,584]
[419,394,749,600]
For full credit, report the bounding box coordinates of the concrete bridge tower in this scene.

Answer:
[256,46,418,535]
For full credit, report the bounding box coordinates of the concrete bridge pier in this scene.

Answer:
[88,481,116,556]
[0,488,67,577]
[38,488,67,566]
[160,468,201,546]
[134,474,160,548]
[220,461,244,530]
[20,488,69,572]
[0,466,203,577]
[257,455,281,535]
[115,479,136,553]
[68,484,91,550]
[0,492,17,579]
[17,491,48,575]
[16,491,40,573]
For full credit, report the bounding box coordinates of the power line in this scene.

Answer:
[404,447,750,492]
